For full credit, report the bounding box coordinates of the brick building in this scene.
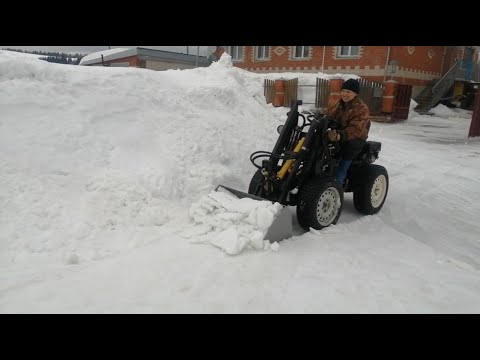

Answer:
[214,46,480,99]
[80,47,210,70]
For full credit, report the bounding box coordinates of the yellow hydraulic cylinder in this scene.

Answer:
[276,137,305,180]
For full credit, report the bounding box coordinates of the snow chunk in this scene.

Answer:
[185,189,284,255]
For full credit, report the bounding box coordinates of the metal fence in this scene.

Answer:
[284,78,298,107]
[265,77,386,114]
[263,78,298,107]
[392,84,413,120]
[264,79,275,104]
[358,78,384,115]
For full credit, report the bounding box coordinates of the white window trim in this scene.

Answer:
[336,46,360,58]
[255,46,270,61]
[291,46,311,60]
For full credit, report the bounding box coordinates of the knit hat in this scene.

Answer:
[342,78,360,94]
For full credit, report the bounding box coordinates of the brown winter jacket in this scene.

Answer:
[328,97,370,141]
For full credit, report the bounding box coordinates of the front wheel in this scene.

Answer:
[353,164,389,215]
[248,169,264,196]
[296,178,343,231]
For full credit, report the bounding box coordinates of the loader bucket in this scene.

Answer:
[215,185,293,243]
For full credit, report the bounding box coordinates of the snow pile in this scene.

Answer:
[0,51,283,266]
[0,51,363,265]
[430,103,459,117]
[0,50,44,60]
[408,99,418,118]
[184,190,282,255]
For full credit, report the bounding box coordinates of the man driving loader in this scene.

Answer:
[325,78,370,186]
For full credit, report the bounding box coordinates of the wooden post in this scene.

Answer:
[468,89,480,138]
[327,78,344,112]
[273,79,286,107]
[382,80,398,113]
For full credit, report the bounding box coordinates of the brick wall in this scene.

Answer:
[145,60,197,71]
[389,46,444,73]
[234,46,447,86]
[110,55,140,67]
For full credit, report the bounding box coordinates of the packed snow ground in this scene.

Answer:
[1,51,480,313]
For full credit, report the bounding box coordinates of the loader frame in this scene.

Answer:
[249,100,342,206]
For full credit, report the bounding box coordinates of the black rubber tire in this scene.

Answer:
[296,178,344,231]
[248,169,264,196]
[353,164,389,215]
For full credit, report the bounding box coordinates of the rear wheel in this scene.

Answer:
[353,164,389,215]
[296,178,343,231]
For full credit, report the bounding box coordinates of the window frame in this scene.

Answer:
[292,46,310,59]
[226,46,244,61]
[255,46,270,61]
[337,46,360,58]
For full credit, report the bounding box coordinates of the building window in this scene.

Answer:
[255,46,269,60]
[226,46,243,61]
[293,46,310,59]
[337,46,359,57]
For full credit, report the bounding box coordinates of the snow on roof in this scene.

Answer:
[79,47,210,66]
[79,48,133,65]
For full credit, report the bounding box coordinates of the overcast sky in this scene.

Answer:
[0,46,210,55]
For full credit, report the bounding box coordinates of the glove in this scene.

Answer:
[327,129,340,142]
[312,108,325,118]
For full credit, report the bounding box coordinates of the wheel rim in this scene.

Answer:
[371,175,387,208]
[316,187,341,226]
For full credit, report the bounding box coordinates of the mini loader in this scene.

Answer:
[217,100,389,242]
